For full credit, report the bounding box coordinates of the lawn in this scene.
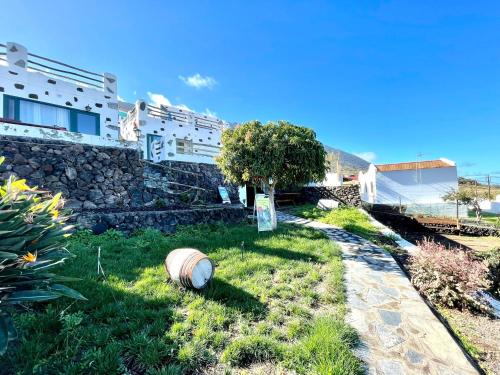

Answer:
[1,223,361,375]
[480,212,500,227]
[285,204,386,245]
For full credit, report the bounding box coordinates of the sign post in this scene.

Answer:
[218,186,231,204]
[255,194,273,232]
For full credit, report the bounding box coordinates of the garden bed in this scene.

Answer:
[1,222,361,374]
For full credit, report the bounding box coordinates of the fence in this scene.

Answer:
[146,104,225,131]
[1,42,106,90]
[0,43,6,63]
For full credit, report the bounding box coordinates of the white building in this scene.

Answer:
[120,101,226,164]
[0,42,227,164]
[359,158,459,205]
[307,172,343,187]
[479,195,500,214]
[0,42,134,148]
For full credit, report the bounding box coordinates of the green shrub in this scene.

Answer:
[0,156,86,354]
[221,335,283,367]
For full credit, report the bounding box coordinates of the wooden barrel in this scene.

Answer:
[165,248,214,289]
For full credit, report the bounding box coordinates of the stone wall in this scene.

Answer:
[77,205,246,233]
[0,135,244,232]
[302,184,361,207]
[0,135,238,211]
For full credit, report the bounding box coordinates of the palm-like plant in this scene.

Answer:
[0,156,86,355]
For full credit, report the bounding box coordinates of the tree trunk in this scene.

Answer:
[268,184,278,229]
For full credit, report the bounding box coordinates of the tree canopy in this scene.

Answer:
[216,120,327,189]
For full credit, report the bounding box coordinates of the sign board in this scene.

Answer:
[218,186,231,204]
[255,194,273,232]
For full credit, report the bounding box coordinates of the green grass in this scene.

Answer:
[1,223,361,374]
[287,204,381,241]
[286,204,401,255]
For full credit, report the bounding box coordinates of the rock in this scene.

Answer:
[42,164,54,173]
[83,201,97,210]
[12,164,33,176]
[88,189,104,201]
[65,199,83,209]
[12,153,27,165]
[65,166,77,180]
[97,152,110,161]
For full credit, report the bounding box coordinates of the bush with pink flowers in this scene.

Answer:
[409,239,490,311]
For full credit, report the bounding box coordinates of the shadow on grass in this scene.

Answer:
[248,243,321,263]
[201,278,267,317]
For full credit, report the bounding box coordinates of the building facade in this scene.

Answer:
[120,101,226,165]
[0,42,227,164]
[359,159,459,205]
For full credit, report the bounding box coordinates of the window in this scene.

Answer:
[76,112,98,135]
[176,139,193,155]
[19,99,71,129]
[3,95,100,135]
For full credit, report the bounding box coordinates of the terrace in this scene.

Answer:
[0,42,128,148]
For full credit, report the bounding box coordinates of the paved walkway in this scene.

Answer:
[277,212,478,375]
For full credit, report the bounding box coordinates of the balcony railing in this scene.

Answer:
[26,51,104,89]
[0,42,105,90]
[0,43,7,65]
[147,104,225,130]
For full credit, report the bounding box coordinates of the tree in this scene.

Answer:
[216,120,327,229]
[443,188,486,222]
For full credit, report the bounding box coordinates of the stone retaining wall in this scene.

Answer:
[0,135,243,232]
[76,205,246,233]
[302,184,361,207]
[0,135,238,210]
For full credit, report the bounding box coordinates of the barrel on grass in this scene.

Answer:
[165,248,214,289]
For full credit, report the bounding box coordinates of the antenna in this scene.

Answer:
[416,152,423,184]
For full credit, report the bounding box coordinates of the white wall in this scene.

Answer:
[0,121,136,149]
[374,166,458,205]
[308,172,343,187]
[359,164,378,203]
[121,100,224,164]
[479,200,500,214]
[0,42,120,140]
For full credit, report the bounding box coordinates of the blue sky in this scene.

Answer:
[2,0,500,176]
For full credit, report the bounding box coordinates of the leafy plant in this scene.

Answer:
[409,239,490,311]
[477,248,500,298]
[216,121,326,229]
[0,156,86,355]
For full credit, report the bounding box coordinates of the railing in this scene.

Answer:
[147,104,225,130]
[192,142,220,158]
[0,43,7,64]
[26,51,104,89]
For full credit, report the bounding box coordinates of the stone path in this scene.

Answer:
[277,212,478,375]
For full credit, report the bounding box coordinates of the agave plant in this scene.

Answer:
[0,156,86,355]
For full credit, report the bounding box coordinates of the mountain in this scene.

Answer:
[323,145,370,175]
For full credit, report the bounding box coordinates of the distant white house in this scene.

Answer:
[479,195,500,214]
[307,172,343,187]
[358,158,459,206]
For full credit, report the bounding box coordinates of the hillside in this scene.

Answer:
[324,145,370,175]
